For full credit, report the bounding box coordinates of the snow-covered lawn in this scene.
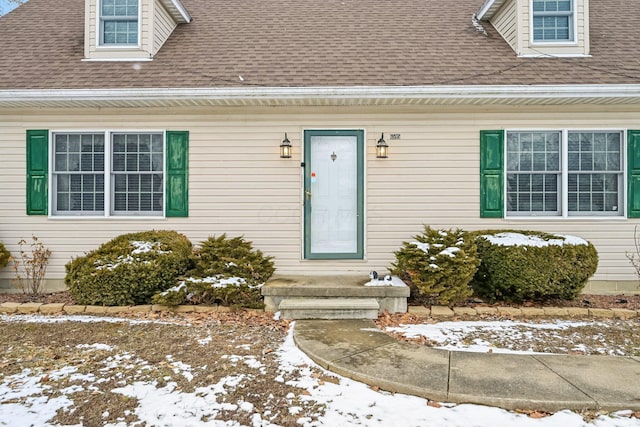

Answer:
[0,314,638,426]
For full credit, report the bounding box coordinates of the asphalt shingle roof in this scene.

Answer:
[0,0,639,90]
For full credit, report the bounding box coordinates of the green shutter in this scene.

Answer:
[628,130,640,218]
[165,131,189,217]
[480,130,504,218]
[26,130,49,215]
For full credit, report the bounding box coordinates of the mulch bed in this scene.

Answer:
[1,291,639,310]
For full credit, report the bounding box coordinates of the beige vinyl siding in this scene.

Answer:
[519,0,589,56]
[84,0,154,60]
[491,0,518,52]
[153,0,177,54]
[1,105,639,287]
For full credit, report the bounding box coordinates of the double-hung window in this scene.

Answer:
[100,0,139,46]
[52,131,164,217]
[506,130,624,217]
[532,0,574,42]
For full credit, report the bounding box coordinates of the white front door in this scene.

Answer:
[304,130,364,259]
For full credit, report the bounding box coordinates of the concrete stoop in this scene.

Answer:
[279,297,380,320]
[261,275,410,320]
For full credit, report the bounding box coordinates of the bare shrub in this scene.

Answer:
[11,236,51,295]
[625,226,640,289]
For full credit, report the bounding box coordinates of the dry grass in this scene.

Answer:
[0,312,327,426]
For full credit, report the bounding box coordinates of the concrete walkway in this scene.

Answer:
[294,320,640,412]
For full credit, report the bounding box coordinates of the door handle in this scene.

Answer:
[305,190,312,200]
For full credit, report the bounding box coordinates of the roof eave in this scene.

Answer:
[158,0,191,24]
[2,85,640,108]
[476,0,508,20]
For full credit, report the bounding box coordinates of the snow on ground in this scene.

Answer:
[0,315,638,426]
[387,320,603,354]
[276,325,640,427]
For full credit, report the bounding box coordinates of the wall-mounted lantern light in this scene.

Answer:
[280,133,292,158]
[376,133,388,158]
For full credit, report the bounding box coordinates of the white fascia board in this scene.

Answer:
[158,0,191,24]
[2,85,640,105]
[169,0,191,23]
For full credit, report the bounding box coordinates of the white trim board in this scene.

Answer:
[3,85,640,108]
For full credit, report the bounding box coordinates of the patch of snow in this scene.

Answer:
[481,232,588,248]
[130,241,171,254]
[111,376,248,426]
[76,343,115,351]
[439,247,460,257]
[166,356,194,382]
[198,335,213,346]
[0,314,165,325]
[387,320,598,355]
[364,276,406,287]
[273,311,281,321]
[0,368,75,426]
[412,241,430,252]
[412,241,462,258]
[159,281,188,296]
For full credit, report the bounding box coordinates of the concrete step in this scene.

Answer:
[262,275,409,314]
[279,297,380,320]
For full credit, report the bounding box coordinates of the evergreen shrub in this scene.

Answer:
[152,234,274,308]
[152,276,264,309]
[471,230,598,303]
[65,230,193,306]
[391,226,480,306]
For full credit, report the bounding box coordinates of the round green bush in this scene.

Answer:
[471,230,599,303]
[390,226,480,306]
[190,234,275,286]
[153,234,274,308]
[65,230,193,306]
[0,242,10,269]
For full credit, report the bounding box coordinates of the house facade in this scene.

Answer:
[1,0,640,294]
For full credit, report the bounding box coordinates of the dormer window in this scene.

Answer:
[85,0,191,61]
[532,0,574,42]
[477,0,588,57]
[100,0,139,46]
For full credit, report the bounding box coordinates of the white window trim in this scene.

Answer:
[504,128,627,220]
[48,129,167,220]
[529,0,578,46]
[97,0,142,48]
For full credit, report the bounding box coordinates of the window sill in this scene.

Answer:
[504,215,627,221]
[48,215,167,220]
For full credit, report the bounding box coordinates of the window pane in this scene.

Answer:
[52,133,106,215]
[57,175,70,192]
[55,154,67,171]
[506,131,560,215]
[580,152,593,171]
[57,193,69,211]
[126,153,138,171]
[140,175,152,192]
[111,133,163,215]
[566,131,622,216]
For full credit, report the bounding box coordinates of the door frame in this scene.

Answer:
[303,129,365,260]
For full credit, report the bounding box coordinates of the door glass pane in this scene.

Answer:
[309,135,358,254]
